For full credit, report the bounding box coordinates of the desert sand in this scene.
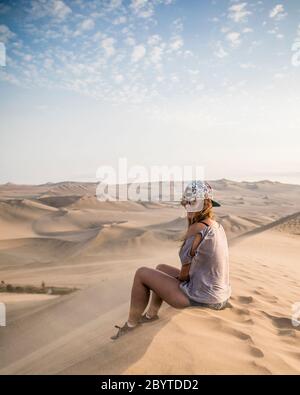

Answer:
[0,179,299,374]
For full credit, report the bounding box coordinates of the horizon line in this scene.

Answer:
[1,177,299,188]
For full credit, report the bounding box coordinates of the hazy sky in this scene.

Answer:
[0,0,300,184]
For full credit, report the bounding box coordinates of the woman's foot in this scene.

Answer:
[110,321,141,340]
[138,312,159,324]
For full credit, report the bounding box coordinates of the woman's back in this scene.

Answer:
[179,221,231,304]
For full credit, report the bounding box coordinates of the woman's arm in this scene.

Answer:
[177,233,203,281]
[189,233,202,256]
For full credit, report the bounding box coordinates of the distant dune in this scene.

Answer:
[0,179,299,374]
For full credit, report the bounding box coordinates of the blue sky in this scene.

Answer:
[0,0,300,184]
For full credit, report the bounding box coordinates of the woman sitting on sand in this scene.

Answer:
[111,180,231,340]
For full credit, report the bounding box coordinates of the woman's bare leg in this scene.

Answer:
[147,264,180,317]
[127,266,189,326]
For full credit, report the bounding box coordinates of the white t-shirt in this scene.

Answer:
[178,221,231,304]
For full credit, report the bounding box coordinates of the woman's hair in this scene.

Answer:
[179,198,215,249]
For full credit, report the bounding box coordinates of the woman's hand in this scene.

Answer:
[177,274,190,282]
[176,263,191,282]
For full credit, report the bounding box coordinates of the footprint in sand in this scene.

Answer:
[251,361,271,374]
[227,303,255,325]
[237,296,254,304]
[278,329,297,337]
[234,307,250,316]
[232,329,253,342]
[262,312,300,333]
[250,346,264,358]
[253,289,278,303]
[230,329,264,358]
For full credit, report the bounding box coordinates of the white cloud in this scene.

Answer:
[226,31,241,47]
[101,37,116,57]
[228,2,251,23]
[23,54,33,62]
[52,0,71,19]
[148,34,161,46]
[131,44,146,62]
[31,0,72,20]
[150,46,163,64]
[214,41,228,58]
[221,26,231,34]
[109,0,122,8]
[130,0,154,18]
[0,24,15,43]
[93,31,103,42]
[184,50,193,58]
[243,27,253,33]
[129,0,174,19]
[80,18,95,31]
[169,35,183,52]
[269,4,287,21]
[3,0,294,110]
[113,16,127,25]
[267,25,284,39]
[74,19,95,36]
[172,18,183,33]
[124,36,136,46]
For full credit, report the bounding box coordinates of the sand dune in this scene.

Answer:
[231,211,300,244]
[70,195,147,212]
[0,199,57,222]
[40,182,97,197]
[37,196,82,208]
[218,214,258,237]
[0,180,299,374]
[0,199,58,240]
[1,220,299,375]
[0,236,86,270]
[271,214,300,235]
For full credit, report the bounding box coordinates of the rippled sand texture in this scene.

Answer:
[0,179,299,374]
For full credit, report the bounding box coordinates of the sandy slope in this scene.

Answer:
[0,180,299,374]
[120,228,300,375]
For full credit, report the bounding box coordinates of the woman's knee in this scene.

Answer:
[155,263,166,271]
[134,266,149,278]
